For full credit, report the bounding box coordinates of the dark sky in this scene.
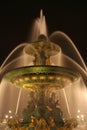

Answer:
[0,1,87,65]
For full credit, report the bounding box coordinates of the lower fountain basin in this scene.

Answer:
[4,65,80,90]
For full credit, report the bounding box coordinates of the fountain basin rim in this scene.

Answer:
[3,66,80,87]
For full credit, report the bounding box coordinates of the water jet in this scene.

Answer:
[0,10,87,130]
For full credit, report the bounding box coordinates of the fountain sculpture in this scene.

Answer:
[0,10,87,130]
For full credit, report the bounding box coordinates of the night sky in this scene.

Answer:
[0,1,87,65]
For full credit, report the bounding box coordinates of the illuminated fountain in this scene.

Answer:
[0,10,87,130]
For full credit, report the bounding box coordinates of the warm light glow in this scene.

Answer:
[19,78,23,82]
[9,110,12,113]
[24,77,30,81]
[81,118,84,121]
[10,116,13,119]
[5,115,8,119]
[77,110,80,113]
[40,76,45,80]
[81,114,84,118]
[15,80,19,83]
[56,76,60,80]
[32,76,37,80]
[77,115,80,119]
[48,76,54,80]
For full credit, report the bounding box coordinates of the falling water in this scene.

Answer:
[15,88,22,115]
[0,10,87,130]
[0,43,28,69]
[62,89,71,118]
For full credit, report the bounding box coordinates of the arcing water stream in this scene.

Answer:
[0,10,87,130]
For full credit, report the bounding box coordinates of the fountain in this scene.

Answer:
[0,10,87,130]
